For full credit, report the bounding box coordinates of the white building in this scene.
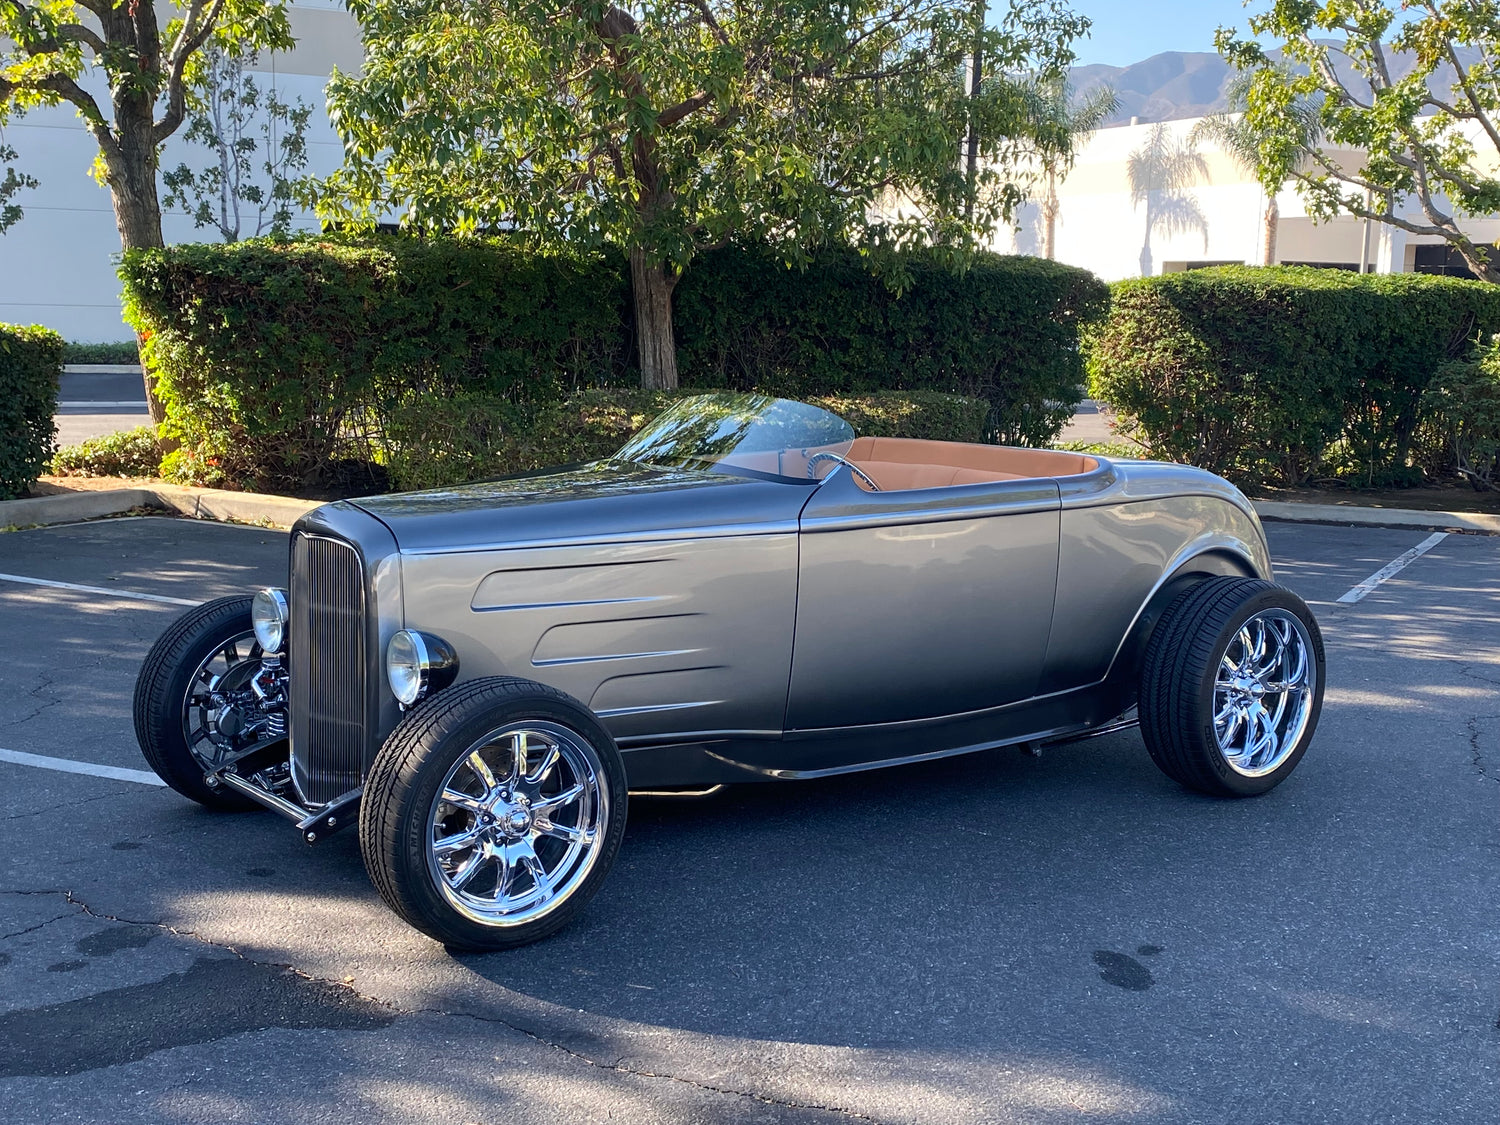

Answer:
[0,0,360,341]
[996,115,1499,280]
[3,20,1496,342]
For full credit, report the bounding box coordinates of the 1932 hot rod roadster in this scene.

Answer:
[135,394,1324,949]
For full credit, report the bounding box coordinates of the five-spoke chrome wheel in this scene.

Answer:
[426,722,607,927]
[1212,609,1316,777]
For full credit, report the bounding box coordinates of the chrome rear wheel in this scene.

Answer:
[1212,609,1316,777]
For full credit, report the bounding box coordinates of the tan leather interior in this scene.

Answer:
[844,437,1097,492]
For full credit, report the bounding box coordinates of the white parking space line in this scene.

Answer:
[0,747,165,786]
[1336,532,1450,604]
[0,571,198,607]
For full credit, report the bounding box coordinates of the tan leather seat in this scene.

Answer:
[845,437,1096,492]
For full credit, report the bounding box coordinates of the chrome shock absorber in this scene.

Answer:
[252,655,290,739]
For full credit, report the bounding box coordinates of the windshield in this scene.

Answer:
[614,393,854,483]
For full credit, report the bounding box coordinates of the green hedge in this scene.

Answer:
[62,340,139,365]
[350,388,989,493]
[50,425,161,478]
[0,324,63,500]
[1086,267,1500,486]
[123,237,629,493]
[122,235,1106,492]
[1417,339,1500,490]
[676,245,1109,446]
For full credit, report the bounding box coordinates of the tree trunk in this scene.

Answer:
[631,246,679,390]
[1262,195,1279,267]
[106,121,168,423]
[1041,169,1058,260]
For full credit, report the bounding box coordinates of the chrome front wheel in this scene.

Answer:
[426,722,608,928]
[361,677,628,950]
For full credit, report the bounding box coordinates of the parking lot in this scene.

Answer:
[0,513,1495,1124]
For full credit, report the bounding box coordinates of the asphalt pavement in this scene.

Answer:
[0,515,1495,1124]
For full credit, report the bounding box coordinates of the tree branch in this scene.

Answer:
[155,0,228,143]
[686,0,729,46]
[656,90,714,129]
[26,72,121,165]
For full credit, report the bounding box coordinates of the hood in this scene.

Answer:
[347,461,813,553]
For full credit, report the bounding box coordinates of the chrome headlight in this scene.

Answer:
[251,588,290,654]
[386,629,459,707]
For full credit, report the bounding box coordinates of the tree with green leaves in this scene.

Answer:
[164,47,311,242]
[1,0,294,415]
[0,140,37,234]
[1218,0,1500,283]
[1127,123,1208,277]
[317,0,1090,389]
[1033,78,1117,260]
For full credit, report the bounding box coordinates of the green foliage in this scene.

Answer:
[675,245,1109,445]
[1418,341,1500,491]
[0,142,36,234]
[1217,1,1500,281]
[1086,267,1500,486]
[317,0,1088,262]
[381,388,992,492]
[0,322,62,499]
[62,340,139,365]
[123,235,1101,491]
[121,236,629,493]
[49,425,161,478]
[1052,439,1142,459]
[163,47,311,242]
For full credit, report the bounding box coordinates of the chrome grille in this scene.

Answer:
[290,533,367,804]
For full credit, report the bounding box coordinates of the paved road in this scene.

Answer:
[0,516,1495,1124]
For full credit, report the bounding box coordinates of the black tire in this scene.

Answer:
[360,676,628,951]
[133,595,262,810]
[1139,577,1325,797]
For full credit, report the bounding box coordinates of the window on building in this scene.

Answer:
[1412,244,1477,279]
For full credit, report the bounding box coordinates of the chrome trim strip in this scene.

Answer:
[403,524,801,556]
[472,595,664,614]
[533,647,700,667]
[595,699,722,719]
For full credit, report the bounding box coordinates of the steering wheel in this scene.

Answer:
[806,451,881,491]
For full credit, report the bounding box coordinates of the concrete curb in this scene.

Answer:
[1254,499,1500,534]
[1,485,320,531]
[5,484,1496,535]
[63,364,143,375]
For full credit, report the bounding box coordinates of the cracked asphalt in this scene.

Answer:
[0,514,1496,1124]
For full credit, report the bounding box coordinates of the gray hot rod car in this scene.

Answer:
[135,394,1324,949]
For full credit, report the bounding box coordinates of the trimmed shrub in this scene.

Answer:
[62,340,140,365]
[675,245,1109,446]
[1087,267,1500,486]
[122,235,1106,493]
[381,388,992,492]
[122,237,630,493]
[50,425,161,478]
[1416,340,1500,491]
[0,323,63,500]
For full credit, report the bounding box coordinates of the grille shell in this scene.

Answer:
[290,533,368,804]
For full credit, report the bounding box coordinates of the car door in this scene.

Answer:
[785,467,1061,731]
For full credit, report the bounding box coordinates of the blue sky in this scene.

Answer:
[1018,0,1253,67]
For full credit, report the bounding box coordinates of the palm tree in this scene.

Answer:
[1034,80,1119,260]
[1191,72,1319,267]
[1127,123,1210,277]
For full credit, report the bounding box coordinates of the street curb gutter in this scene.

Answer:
[1,485,319,530]
[1254,499,1500,534]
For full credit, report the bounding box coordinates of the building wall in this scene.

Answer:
[0,1,360,341]
[994,116,1499,282]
